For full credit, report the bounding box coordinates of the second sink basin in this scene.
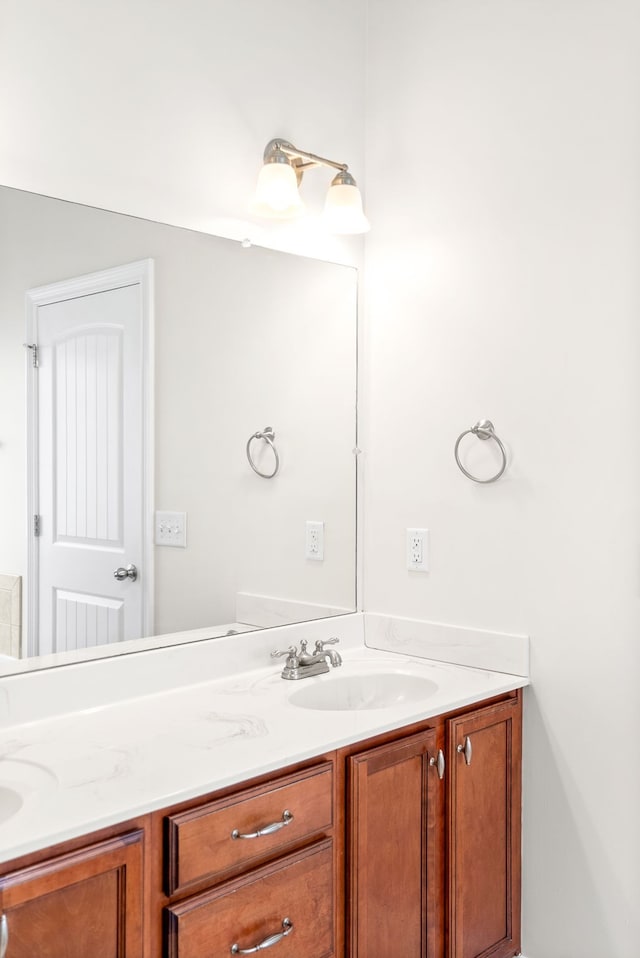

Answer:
[288,672,438,711]
[0,758,58,826]
[0,786,23,825]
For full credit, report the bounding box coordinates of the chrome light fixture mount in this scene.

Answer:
[253,137,370,234]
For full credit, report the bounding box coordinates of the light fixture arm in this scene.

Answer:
[264,139,348,181]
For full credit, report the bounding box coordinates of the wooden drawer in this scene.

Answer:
[165,761,333,895]
[164,839,334,958]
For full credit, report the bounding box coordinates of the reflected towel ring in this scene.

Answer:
[454,420,507,484]
[246,426,280,478]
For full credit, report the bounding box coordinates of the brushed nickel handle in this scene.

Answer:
[457,735,472,765]
[429,749,445,780]
[113,563,138,582]
[231,917,293,953]
[231,809,293,840]
[0,914,8,958]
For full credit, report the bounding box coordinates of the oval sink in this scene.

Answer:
[0,758,58,825]
[0,786,23,824]
[288,672,438,711]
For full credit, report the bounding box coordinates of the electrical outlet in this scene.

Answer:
[155,511,187,548]
[407,528,429,572]
[306,520,324,561]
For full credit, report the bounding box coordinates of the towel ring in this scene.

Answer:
[246,426,280,479]
[454,420,507,484]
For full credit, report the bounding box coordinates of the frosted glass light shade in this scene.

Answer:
[323,183,370,234]
[251,162,305,219]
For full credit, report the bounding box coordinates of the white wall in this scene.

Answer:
[0,0,366,266]
[365,1,640,955]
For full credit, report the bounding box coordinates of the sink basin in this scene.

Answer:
[0,758,58,825]
[288,672,438,711]
[0,786,23,824]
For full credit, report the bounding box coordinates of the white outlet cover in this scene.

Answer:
[306,520,324,561]
[155,511,187,548]
[406,528,429,572]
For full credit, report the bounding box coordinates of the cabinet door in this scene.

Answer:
[347,728,443,958]
[447,697,522,958]
[0,830,144,958]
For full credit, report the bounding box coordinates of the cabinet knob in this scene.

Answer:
[429,749,445,780]
[0,914,8,958]
[457,735,473,766]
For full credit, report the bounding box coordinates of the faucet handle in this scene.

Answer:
[271,645,300,673]
[314,637,340,652]
[271,645,298,661]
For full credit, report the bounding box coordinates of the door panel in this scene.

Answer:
[0,830,144,958]
[54,589,124,649]
[54,327,123,545]
[347,728,442,958]
[447,697,522,958]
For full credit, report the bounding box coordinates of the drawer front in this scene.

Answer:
[165,839,334,958]
[165,761,333,895]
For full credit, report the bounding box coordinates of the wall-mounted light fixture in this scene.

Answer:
[251,138,370,235]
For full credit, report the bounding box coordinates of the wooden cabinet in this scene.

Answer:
[347,728,443,958]
[0,690,522,958]
[0,829,144,958]
[447,697,522,958]
[345,692,522,958]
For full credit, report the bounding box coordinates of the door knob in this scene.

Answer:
[113,563,138,582]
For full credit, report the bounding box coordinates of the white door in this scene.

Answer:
[26,261,153,656]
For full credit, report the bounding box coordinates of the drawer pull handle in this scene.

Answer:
[231,917,293,953]
[0,914,8,958]
[457,735,473,766]
[231,809,293,840]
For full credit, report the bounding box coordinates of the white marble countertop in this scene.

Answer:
[0,638,527,866]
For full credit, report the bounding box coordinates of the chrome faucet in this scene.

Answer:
[271,638,342,680]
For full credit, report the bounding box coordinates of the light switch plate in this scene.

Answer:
[155,511,187,548]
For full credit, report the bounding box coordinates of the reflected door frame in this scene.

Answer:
[25,260,155,656]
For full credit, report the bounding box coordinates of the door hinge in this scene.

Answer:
[24,343,39,367]
[33,514,41,537]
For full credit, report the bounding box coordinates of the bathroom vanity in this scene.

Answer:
[0,628,525,958]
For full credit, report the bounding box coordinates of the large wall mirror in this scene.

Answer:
[0,186,357,675]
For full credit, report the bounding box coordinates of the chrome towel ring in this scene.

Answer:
[246,426,280,478]
[454,420,507,484]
